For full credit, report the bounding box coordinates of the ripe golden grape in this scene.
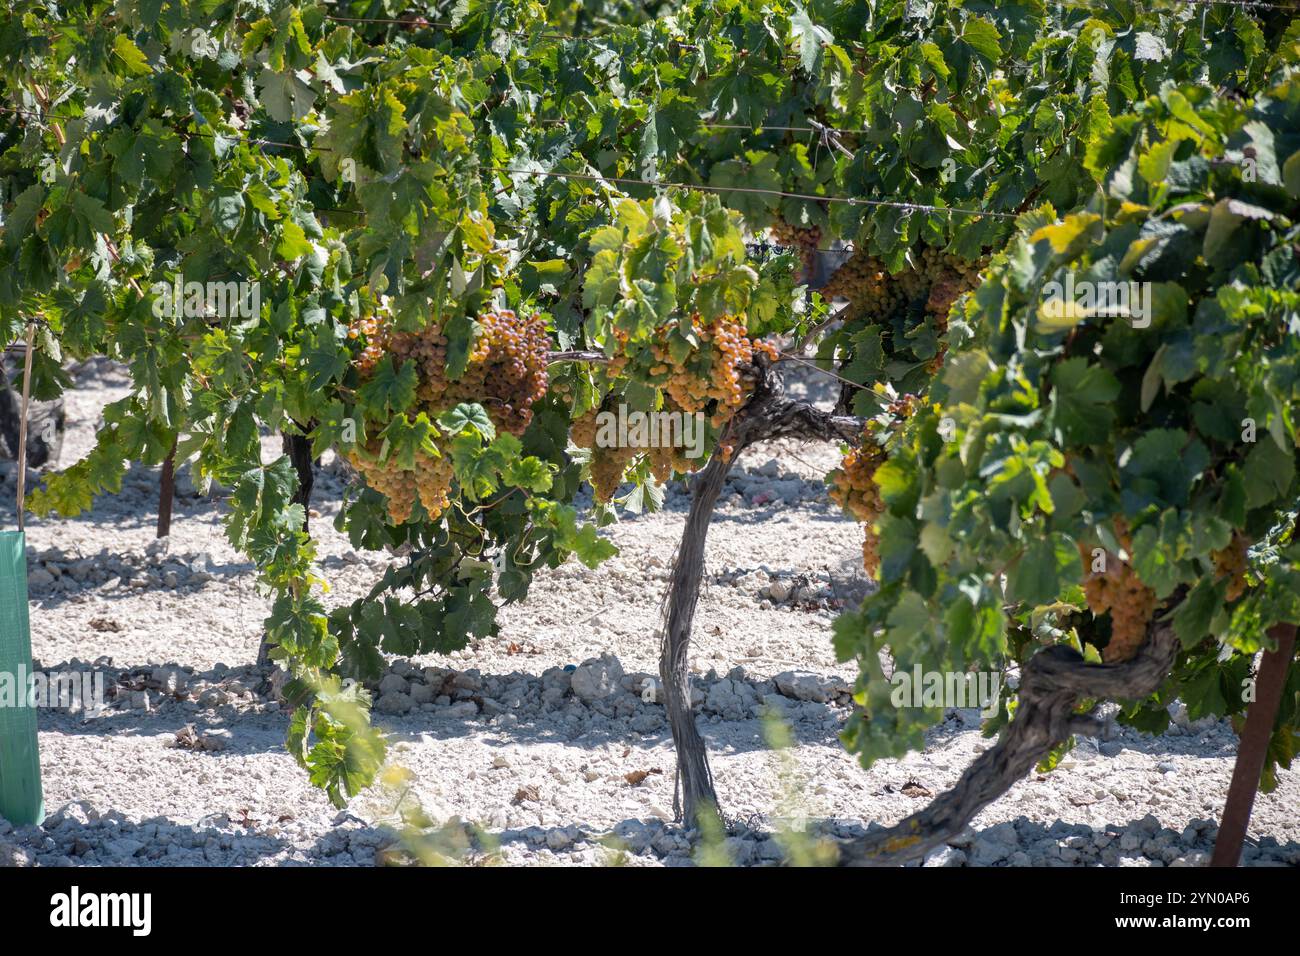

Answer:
[1077,521,1158,662]
[828,429,889,577]
[347,308,550,523]
[1212,532,1249,602]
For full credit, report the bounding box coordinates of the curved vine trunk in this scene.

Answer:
[839,623,1181,866]
[658,356,867,827]
[660,451,734,826]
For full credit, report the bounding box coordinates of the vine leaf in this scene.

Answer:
[790,6,832,74]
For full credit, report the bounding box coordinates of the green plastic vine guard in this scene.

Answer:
[0,324,44,826]
[0,528,43,825]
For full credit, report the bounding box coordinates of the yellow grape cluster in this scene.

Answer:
[588,444,638,503]
[454,309,551,436]
[649,313,777,426]
[604,328,630,381]
[828,429,889,577]
[569,407,600,450]
[646,443,703,484]
[568,403,636,504]
[828,396,921,576]
[1078,521,1158,662]
[348,313,390,378]
[347,309,550,523]
[569,402,696,503]
[821,250,900,317]
[572,311,778,502]
[1212,532,1249,602]
[897,246,985,326]
[352,442,454,525]
[822,245,985,327]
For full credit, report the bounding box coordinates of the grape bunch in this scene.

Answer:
[894,246,986,327]
[828,396,922,576]
[347,313,392,378]
[571,312,777,500]
[348,440,454,525]
[821,250,901,319]
[650,397,713,480]
[604,327,631,382]
[347,308,551,523]
[1212,532,1250,602]
[569,397,705,500]
[828,428,889,577]
[769,218,823,283]
[649,312,778,427]
[821,245,985,325]
[396,328,452,405]
[588,443,637,503]
[1077,521,1158,662]
[647,445,676,484]
[569,406,600,450]
[568,399,635,504]
[450,309,550,436]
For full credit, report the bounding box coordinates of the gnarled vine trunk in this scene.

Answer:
[840,624,1181,866]
[157,446,176,539]
[658,356,866,826]
[283,428,316,533]
[660,452,732,826]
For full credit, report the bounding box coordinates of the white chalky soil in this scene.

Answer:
[0,360,1295,867]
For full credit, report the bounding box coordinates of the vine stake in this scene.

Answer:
[1210,621,1297,867]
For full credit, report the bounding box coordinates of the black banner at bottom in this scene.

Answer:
[0,864,1282,939]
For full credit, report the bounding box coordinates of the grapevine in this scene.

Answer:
[2,0,1292,845]
[833,53,1300,862]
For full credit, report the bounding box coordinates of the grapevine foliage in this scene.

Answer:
[834,70,1300,786]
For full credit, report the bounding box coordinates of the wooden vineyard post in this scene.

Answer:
[1210,622,1297,867]
[0,324,44,825]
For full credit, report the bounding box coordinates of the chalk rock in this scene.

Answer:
[571,654,624,703]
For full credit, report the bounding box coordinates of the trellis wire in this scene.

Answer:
[490,166,1019,219]
[0,105,1021,222]
[319,0,1300,33]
